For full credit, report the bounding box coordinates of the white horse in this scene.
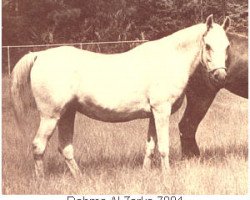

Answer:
[11,15,230,179]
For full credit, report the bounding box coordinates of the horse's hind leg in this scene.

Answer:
[32,117,58,178]
[58,108,81,178]
[143,116,157,170]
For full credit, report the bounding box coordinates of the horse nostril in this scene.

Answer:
[214,73,219,80]
[212,69,227,82]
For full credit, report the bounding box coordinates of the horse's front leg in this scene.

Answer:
[151,103,171,176]
[179,88,217,158]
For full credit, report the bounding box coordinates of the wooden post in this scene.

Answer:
[222,0,227,19]
[7,46,11,76]
[200,0,204,22]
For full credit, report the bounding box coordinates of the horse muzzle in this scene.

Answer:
[209,68,227,88]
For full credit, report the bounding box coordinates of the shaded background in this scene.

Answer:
[2,0,248,73]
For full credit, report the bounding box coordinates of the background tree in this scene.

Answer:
[2,0,248,45]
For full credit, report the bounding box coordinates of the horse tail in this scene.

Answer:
[10,52,38,134]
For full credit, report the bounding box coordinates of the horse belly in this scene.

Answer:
[76,96,151,122]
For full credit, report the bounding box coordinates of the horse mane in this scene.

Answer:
[168,23,206,50]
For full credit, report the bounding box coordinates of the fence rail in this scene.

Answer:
[2,40,149,76]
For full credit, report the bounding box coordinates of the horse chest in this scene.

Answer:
[147,64,190,106]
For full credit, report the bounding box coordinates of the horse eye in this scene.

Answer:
[205,44,211,50]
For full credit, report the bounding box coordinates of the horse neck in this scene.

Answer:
[172,24,206,76]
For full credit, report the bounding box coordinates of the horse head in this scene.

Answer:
[200,14,231,87]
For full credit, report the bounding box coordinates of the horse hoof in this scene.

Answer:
[181,146,200,159]
[34,171,45,181]
[180,137,200,159]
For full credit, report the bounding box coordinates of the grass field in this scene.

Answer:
[2,75,248,194]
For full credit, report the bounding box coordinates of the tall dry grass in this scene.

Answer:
[2,76,248,194]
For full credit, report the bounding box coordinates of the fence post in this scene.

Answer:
[7,46,11,76]
[222,0,227,19]
[200,0,204,22]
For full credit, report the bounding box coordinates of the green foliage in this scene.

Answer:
[2,0,248,45]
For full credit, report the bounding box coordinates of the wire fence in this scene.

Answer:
[2,40,148,76]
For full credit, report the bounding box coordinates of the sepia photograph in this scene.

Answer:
[2,0,248,196]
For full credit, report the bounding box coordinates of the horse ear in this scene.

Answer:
[222,16,231,32]
[205,14,214,30]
